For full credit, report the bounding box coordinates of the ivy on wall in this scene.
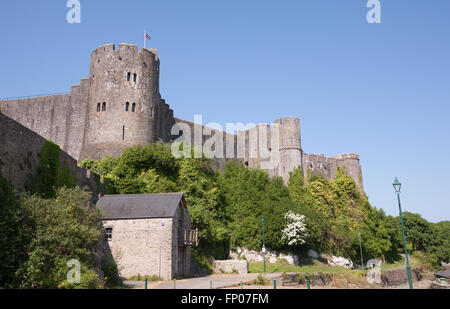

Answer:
[33,140,77,198]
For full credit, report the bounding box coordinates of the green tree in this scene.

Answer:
[16,187,103,288]
[0,172,32,288]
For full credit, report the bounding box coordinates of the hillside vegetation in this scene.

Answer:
[81,143,450,270]
[1,141,448,288]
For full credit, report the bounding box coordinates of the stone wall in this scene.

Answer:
[213,260,248,274]
[102,218,174,280]
[101,203,192,280]
[381,268,423,286]
[0,112,98,193]
[303,152,364,192]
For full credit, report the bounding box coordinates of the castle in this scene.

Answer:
[0,43,364,191]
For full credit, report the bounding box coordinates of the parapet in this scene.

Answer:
[143,48,159,61]
[119,43,139,53]
[274,116,300,126]
[91,43,116,56]
[90,43,159,62]
[330,153,360,160]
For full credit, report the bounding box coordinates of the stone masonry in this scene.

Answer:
[0,43,364,191]
[98,193,193,280]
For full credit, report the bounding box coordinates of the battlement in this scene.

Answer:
[90,43,159,63]
[274,116,300,127]
[92,43,116,55]
[119,43,139,53]
[329,153,360,160]
[143,48,159,61]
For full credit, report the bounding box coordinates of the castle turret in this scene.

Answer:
[80,43,162,160]
[275,116,302,183]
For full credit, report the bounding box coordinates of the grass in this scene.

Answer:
[380,257,405,270]
[250,256,418,274]
[126,274,163,281]
[249,259,351,274]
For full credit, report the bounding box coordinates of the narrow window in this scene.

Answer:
[127,72,131,81]
[102,102,106,112]
[132,103,136,113]
[123,125,125,140]
[125,102,129,112]
[105,228,113,241]
[97,103,101,113]
[150,106,153,117]
[133,73,137,82]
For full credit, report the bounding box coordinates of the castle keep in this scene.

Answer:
[0,43,364,191]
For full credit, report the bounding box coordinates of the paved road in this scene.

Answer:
[435,263,450,279]
[125,273,281,290]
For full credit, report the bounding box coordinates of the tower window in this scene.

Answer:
[97,103,101,113]
[133,73,137,82]
[125,102,129,112]
[123,126,125,140]
[102,102,106,112]
[132,103,136,113]
[127,72,131,81]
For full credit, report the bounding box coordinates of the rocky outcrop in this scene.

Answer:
[231,247,354,269]
[319,254,353,269]
[307,249,319,259]
[381,268,422,286]
[230,247,300,266]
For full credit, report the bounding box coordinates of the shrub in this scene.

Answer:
[252,274,270,286]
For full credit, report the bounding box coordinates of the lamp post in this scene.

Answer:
[261,217,266,274]
[159,222,165,279]
[393,177,413,290]
[358,232,364,269]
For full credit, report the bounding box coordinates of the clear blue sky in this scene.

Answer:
[0,1,449,222]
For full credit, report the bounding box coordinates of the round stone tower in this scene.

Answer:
[275,116,302,183]
[80,43,161,160]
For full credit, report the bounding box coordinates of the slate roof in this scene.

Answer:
[97,193,185,220]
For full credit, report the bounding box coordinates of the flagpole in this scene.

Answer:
[144,29,146,49]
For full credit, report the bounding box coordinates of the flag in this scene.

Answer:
[144,30,151,49]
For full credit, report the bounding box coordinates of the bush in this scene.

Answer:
[16,187,102,288]
[101,256,121,288]
[252,274,270,286]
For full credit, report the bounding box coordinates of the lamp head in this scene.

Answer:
[393,177,402,193]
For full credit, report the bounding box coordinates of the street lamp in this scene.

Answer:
[358,232,364,269]
[261,217,266,274]
[393,177,413,289]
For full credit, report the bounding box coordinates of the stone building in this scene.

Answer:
[0,42,364,192]
[97,192,197,280]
